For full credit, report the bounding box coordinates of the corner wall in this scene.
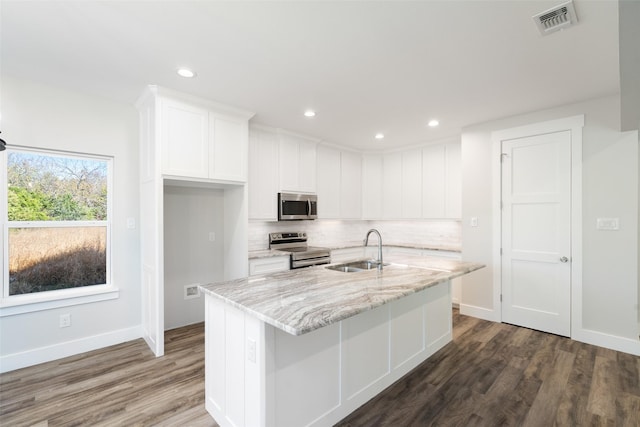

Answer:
[0,76,142,372]
[163,185,225,330]
[461,94,640,354]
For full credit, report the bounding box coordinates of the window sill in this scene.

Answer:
[0,285,119,317]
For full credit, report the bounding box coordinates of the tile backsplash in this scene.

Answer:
[249,219,461,251]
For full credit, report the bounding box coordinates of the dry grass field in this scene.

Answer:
[8,227,107,295]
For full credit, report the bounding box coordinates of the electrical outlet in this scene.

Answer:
[596,218,619,230]
[184,284,200,300]
[247,338,256,363]
[59,313,71,328]
[126,218,136,229]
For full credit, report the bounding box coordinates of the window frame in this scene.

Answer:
[0,146,118,317]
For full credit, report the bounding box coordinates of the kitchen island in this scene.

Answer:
[199,255,483,427]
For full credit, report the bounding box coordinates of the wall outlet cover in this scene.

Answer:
[184,284,201,300]
[596,217,619,230]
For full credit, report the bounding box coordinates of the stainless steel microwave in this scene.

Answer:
[278,193,318,220]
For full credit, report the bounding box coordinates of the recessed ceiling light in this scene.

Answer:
[304,110,316,117]
[375,133,385,140]
[177,68,196,78]
[428,119,439,127]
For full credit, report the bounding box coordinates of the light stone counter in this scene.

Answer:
[202,255,483,427]
[247,248,291,259]
[200,255,483,336]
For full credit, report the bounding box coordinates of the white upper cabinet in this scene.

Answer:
[362,141,461,220]
[402,149,422,218]
[422,144,446,218]
[362,154,383,219]
[340,150,362,219]
[248,126,279,220]
[445,141,462,218]
[317,146,362,219]
[209,113,248,182]
[161,99,209,179]
[382,153,402,218]
[421,140,461,219]
[362,154,382,219]
[278,132,317,193]
[157,90,253,183]
[317,145,341,218]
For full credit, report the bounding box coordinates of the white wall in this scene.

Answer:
[461,94,640,354]
[0,76,141,371]
[163,185,225,330]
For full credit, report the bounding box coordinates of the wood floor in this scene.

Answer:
[1,310,639,427]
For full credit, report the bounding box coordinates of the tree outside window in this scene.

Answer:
[3,149,111,296]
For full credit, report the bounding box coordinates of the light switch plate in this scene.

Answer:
[596,218,619,230]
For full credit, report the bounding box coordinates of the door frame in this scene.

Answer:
[491,115,584,337]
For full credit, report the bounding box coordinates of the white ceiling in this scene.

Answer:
[1,0,620,151]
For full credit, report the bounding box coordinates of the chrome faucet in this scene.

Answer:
[364,229,383,270]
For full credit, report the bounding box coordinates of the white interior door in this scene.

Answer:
[501,131,571,336]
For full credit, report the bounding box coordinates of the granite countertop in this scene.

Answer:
[248,243,460,259]
[201,255,483,336]
[248,249,291,259]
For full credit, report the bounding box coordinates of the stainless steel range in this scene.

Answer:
[269,232,331,269]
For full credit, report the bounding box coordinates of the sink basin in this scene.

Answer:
[325,259,388,273]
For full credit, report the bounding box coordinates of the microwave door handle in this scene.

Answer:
[307,199,311,216]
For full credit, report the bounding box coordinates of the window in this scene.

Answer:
[2,148,112,304]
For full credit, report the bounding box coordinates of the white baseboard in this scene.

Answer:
[0,326,143,373]
[572,327,640,356]
[459,303,500,322]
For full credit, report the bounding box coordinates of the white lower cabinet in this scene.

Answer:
[249,256,290,276]
[384,246,461,306]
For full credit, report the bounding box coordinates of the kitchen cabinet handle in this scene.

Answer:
[560,256,569,263]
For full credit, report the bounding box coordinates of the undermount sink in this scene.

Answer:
[325,260,389,273]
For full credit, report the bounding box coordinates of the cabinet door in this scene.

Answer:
[362,154,383,219]
[278,134,317,193]
[317,145,341,218]
[402,150,422,218]
[340,151,362,219]
[248,127,279,220]
[161,99,209,178]
[298,139,317,193]
[422,144,446,218]
[445,141,461,218]
[249,256,290,276]
[210,114,247,182]
[279,135,300,192]
[382,153,402,219]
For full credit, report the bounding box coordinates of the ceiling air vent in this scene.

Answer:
[533,0,578,36]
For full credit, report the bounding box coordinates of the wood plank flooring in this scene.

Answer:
[1,310,639,426]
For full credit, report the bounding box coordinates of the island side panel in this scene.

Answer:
[271,280,453,427]
[270,323,342,427]
[205,296,267,427]
[204,280,454,427]
[425,280,453,354]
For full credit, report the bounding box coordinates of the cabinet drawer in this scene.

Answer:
[249,256,290,276]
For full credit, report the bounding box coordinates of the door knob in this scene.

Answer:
[560,256,569,263]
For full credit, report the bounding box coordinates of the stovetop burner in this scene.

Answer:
[268,232,331,269]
